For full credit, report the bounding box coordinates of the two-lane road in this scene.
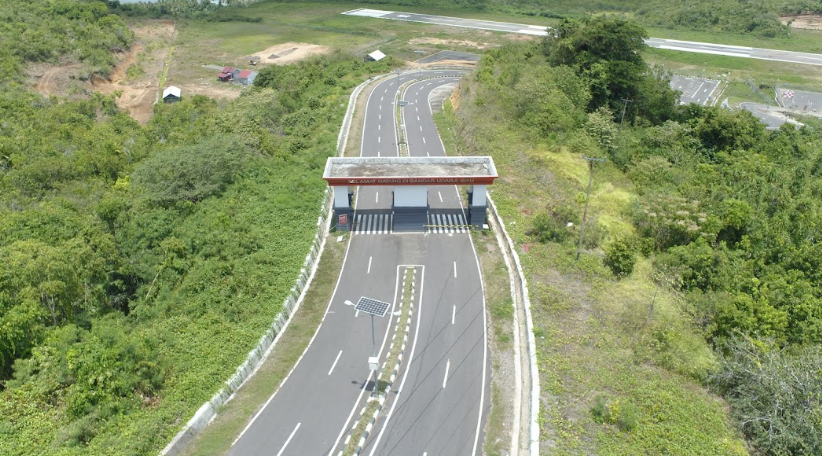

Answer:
[230,70,489,456]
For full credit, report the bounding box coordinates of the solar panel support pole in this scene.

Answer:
[370,314,379,396]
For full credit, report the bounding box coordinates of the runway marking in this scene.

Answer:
[443,359,450,388]
[328,350,343,375]
[452,304,456,325]
[438,191,443,202]
[368,256,373,274]
[276,423,300,456]
[453,261,457,278]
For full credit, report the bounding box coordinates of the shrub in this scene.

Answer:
[591,395,639,432]
[530,205,580,243]
[604,238,636,278]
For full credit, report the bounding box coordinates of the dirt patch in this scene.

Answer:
[174,82,242,101]
[248,42,331,65]
[409,37,493,49]
[30,63,82,97]
[28,20,176,124]
[781,14,822,30]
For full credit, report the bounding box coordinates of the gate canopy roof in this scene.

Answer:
[323,156,498,186]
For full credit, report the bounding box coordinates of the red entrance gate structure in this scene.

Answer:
[322,156,498,231]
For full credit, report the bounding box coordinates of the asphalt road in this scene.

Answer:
[229,70,489,455]
[740,102,803,129]
[342,8,822,67]
[670,75,720,105]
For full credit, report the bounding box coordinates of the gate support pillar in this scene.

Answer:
[333,185,353,231]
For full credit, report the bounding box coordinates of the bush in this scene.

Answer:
[591,395,639,432]
[604,238,637,278]
[530,205,580,243]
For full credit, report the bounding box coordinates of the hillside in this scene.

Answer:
[443,17,822,455]
[0,2,393,455]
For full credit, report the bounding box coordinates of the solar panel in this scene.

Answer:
[355,297,391,317]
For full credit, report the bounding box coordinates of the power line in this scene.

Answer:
[576,156,607,261]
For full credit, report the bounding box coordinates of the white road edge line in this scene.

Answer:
[443,359,450,388]
[453,260,457,278]
[367,256,373,274]
[452,304,455,325]
[276,422,301,456]
[328,350,343,376]
[231,205,357,447]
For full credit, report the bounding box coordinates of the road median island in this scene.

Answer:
[341,267,416,456]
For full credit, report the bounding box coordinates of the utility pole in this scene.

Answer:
[619,98,633,134]
[577,156,607,261]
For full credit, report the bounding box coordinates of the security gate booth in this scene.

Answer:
[322,156,498,232]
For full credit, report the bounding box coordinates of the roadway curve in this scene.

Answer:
[229,70,489,456]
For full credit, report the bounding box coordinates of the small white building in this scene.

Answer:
[367,50,386,62]
[162,86,181,103]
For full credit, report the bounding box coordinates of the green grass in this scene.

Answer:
[178,235,348,456]
[449,69,748,454]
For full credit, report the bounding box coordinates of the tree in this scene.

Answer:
[132,135,251,206]
[604,238,637,278]
[543,17,677,123]
[712,338,822,455]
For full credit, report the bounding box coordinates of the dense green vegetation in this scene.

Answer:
[450,16,821,455]
[0,2,394,452]
[0,0,132,83]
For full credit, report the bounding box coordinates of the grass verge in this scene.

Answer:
[177,234,349,456]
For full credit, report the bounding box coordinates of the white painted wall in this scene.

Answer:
[334,186,349,207]
[394,186,428,207]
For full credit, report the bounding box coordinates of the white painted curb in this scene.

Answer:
[487,195,540,456]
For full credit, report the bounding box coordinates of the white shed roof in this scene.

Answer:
[163,86,181,98]
[368,50,386,61]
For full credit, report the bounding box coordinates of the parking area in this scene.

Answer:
[670,75,721,105]
[776,88,822,113]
